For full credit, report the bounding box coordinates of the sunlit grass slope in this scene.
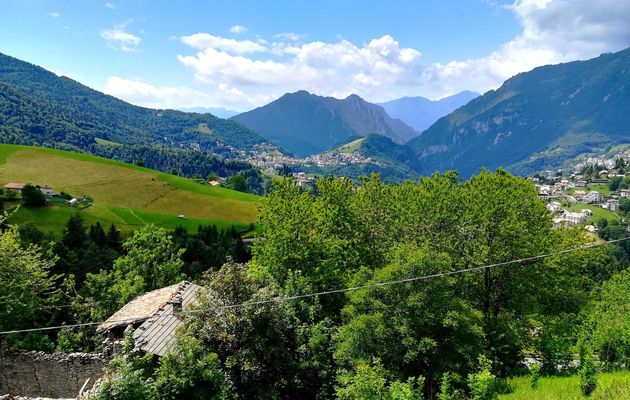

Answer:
[0,144,260,234]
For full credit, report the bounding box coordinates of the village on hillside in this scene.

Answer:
[237,143,379,173]
[534,150,630,232]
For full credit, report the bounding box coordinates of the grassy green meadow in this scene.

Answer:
[567,204,620,223]
[500,370,630,400]
[0,144,260,235]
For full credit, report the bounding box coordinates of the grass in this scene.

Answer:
[0,144,260,235]
[95,137,122,147]
[567,204,621,223]
[500,370,630,400]
[587,183,611,197]
[332,137,365,154]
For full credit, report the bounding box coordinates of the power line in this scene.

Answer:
[1,236,629,336]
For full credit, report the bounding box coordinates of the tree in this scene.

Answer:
[335,245,484,388]
[21,184,46,207]
[583,269,630,367]
[0,221,57,332]
[229,174,247,192]
[106,223,123,253]
[79,225,185,321]
[89,222,107,247]
[182,262,299,399]
[336,358,424,400]
[61,213,88,251]
[112,225,185,301]
[609,176,622,191]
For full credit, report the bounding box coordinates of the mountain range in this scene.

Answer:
[408,47,630,178]
[231,91,418,157]
[0,52,268,154]
[2,48,630,182]
[378,91,479,132]
[178,107,239,119]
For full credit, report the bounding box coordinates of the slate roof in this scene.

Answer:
[97,281,199,334]
[132,281,201,356]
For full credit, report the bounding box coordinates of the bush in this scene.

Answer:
[21,184,46,207]
[530,363,541,389]
[438,372,462,400]
[467,356,498,400]
[580,356,597,397]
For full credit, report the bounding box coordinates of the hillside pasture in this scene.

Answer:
[0,144,260,234]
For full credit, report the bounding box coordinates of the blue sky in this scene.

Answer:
[1,0,629,111]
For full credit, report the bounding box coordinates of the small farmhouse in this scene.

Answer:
[2,182,25,192]
[98,281,201,357]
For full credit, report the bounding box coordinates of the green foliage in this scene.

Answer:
[78,224,185,321]
[21,183,46,207]
[529,364,541,389]
[152,336,228,400]
[335,358,424,400]
[335,245,484,385]
[0,221,57,333]
[438,372,462,400]
[55,328,85,353]
[579,354,598,397]
[583,269,630,367]
[183,262,299,399]
[92,357,155,400]
[467,356,498,400]
[229,174,247,192]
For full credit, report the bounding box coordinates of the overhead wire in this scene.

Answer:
[1,235,629,336]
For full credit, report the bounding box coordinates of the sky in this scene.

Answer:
[1,0,630,112]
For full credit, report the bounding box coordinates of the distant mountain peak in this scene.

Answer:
[378,91,479,133]
[232,91,417,157]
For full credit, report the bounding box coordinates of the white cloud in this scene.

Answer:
[100,21,141,52]
[229,25,248,34]
[176,34,422,102]
[180,33,266,54]
[104,3,116,9]
[48,11,60,18]
[424,0,630,97]
[103,76,273,111]
[274,32,303,42]
[109,1,630,110]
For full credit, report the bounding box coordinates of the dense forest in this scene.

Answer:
[0,52,277,194]
[2,170,629,399]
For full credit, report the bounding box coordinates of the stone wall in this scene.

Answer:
[0,350,109,398]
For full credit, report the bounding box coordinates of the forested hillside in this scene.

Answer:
[0,53,275,189]
[409,48,630,178]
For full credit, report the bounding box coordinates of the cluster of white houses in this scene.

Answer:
[535,174,629,231]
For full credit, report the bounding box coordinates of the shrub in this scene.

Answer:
[21,184,46,207]
[439,372,461,400]
[467,356,498,400]
[580,356,597,397]
[530,363,541,389]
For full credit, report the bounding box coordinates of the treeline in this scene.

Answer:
[0,53,276,194]
[0,213,250,352]
[3,170,630,399]
[93,144,272,195]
